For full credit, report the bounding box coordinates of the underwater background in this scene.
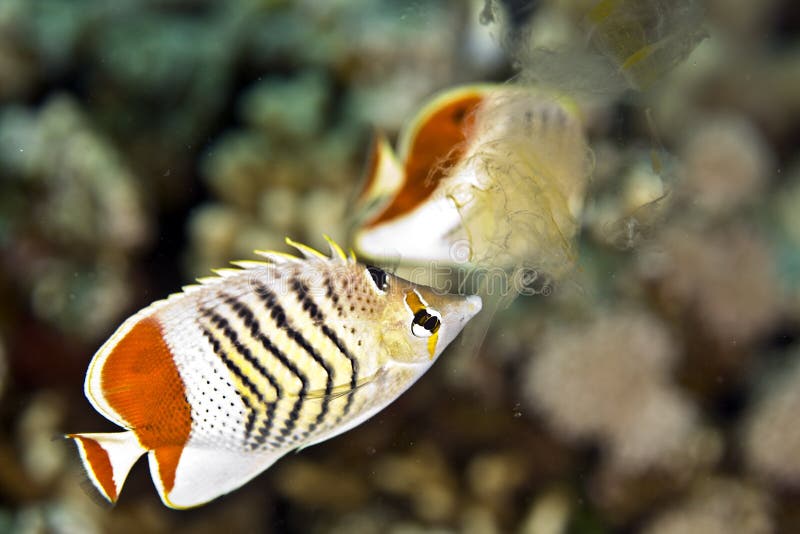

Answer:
[0,0,799,532]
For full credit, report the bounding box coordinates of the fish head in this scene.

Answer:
[370,267,481,364]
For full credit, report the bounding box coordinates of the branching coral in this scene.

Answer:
[0,95,147,338]
[524,310,716,474]
[743,351,800,487]
[643,478,773,534]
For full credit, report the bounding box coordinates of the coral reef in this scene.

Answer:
[642,478,773,534]
[678,113,774,216]
[0,94,147,339]
[637,223,782,348]
[524,310,718,475]
[743,350,800,487]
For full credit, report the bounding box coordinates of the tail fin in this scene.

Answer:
[67,431,147,505]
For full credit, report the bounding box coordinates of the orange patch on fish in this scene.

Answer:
[154,446,184,495]
[101,317,191,493]
[72,435,117,501]
[366,93,484,227]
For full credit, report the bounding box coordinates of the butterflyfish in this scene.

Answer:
[67,237,481,509]
[352,84,591,283]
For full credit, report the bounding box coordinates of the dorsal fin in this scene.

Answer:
[323,234,349,263]
[253,249,300,264]
[285,237,327,260]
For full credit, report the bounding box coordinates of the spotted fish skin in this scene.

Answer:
[68,238,481,509]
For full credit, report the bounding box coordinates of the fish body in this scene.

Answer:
[68,238,481,509]
[352,85,590,279]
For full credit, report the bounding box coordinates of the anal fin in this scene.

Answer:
[149,444,287,509]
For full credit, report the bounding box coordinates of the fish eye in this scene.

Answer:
[411,308,441,338]
[366,265,389,292]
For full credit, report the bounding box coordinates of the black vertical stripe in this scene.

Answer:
[325,277,345,317]
[254,282,334,441]
[200,307,288,448]
[223,295,308,393]
[201,308,282,399]
[290,278,360,424]
[222,295,310,448]
[290,279,358,387]
[198,321,271,443]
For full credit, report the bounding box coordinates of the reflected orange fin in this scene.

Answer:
[356,131,403,203]
[367,86,494,227]
[353,131,404,219]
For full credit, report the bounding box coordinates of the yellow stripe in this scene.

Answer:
[427,331,439,360]
[323,234,348,261]
[404,290,427,313]
[285,237,327,259]
[206,321,278,405]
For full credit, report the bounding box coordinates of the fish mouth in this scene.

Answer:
[442,294,483,345]
[465,294,482,316]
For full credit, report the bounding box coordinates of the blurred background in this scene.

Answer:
[0,0,799,532]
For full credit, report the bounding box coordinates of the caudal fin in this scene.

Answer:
[68,431,147,505]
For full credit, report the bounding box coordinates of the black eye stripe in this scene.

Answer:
[366,265,388,291]
[424,315,440,332]
[412,308,440,334]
